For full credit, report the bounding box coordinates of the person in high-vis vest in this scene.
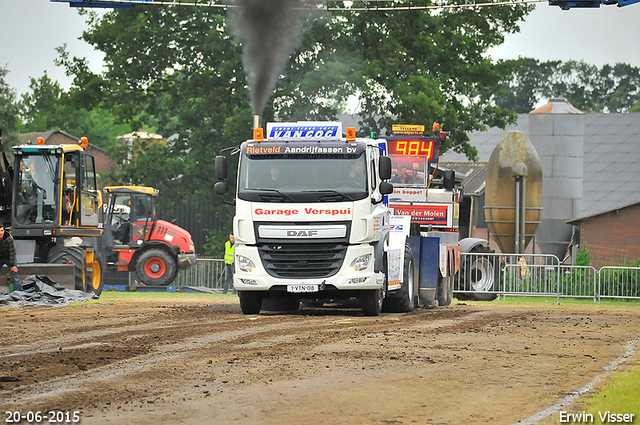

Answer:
[223,233,235,294]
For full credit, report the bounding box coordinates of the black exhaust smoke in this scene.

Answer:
[229,0,308,116]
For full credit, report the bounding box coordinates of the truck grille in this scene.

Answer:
[258,243,347,279]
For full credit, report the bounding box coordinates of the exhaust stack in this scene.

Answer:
[253,115,262,130]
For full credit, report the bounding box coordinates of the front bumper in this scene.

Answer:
[233,244,384,292]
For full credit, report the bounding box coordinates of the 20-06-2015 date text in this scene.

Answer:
[5,411,80,423]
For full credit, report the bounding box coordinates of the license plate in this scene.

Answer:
[287,284,319,293]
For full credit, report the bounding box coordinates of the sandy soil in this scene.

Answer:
[1,296,639,425]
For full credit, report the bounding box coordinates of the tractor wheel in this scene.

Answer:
[48,246,86,291]
[456,245,500,301]
[86,253,105,296]
[238,291,262,314]
[136,249,177,286]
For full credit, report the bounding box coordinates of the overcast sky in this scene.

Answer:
[2,0,640,97]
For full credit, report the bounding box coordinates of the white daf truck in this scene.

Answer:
[215,121,420,315]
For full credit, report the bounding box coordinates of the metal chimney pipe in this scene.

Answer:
[253,115,262,130]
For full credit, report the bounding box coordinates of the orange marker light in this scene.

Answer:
[432,123,440,132]
[37,137,44,145]
[346,127,356,141]
[80,137,89,148]
[254,128,264,142]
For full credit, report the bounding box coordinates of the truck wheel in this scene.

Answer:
[86,253,105,296]
[383,244,415,313]
[362,287,384,316]
[456,245,499,301]
[136,249,177,286]
[239,291,262,314]
[48,246,86,291]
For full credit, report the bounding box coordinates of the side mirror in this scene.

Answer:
[215,155,227,180]
[379,181,393,195]
[379,156,392,180]
[214,181,228,196]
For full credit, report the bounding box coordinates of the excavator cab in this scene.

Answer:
[11,143,102,237]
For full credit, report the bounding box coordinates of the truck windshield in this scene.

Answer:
[238,155,368,203]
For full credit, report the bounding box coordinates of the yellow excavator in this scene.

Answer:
[0,129,104,294]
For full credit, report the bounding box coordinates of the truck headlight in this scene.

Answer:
[237,255,256,273]
[349,254,371,272]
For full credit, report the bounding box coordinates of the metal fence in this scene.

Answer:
[173,256,640,302]
[174,258,226,289]
[455,252,640,303]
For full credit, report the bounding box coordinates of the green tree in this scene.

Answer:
[20,72,129,150]
[0,66,20,146]
[276,4,533,160]
[496,59,640,113]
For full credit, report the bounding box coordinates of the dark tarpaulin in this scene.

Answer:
[0,275,97,307]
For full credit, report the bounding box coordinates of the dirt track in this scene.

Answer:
[1,295,639,425]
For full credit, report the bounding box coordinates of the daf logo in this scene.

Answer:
[287,230,319,237]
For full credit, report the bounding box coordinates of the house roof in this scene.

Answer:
[440,112,640,220]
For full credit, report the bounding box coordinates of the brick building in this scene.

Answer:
[568,203,640,268]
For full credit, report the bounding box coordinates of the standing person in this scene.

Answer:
[223,233,235,294]
[0,225,20,291]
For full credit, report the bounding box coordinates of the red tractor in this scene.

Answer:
[98,186,197,286]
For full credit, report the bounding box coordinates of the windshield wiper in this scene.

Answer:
[302,189,354,201]
[245,188,295,202]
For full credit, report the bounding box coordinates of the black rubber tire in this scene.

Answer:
[85,252,105,297]
[383,244,415,313]
[238,291,262,314]
[456,245,499,301]
[135,249,177,286]
[48,246,86,291]
[361,287,384,316]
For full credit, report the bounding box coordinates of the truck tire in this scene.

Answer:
[361,287,384,316]
[136,249,177,286]
[456,245,499,301]
[86,253,105,296]
[239,291,262,314]
[48,246,86,291]
[383,244,415,313]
